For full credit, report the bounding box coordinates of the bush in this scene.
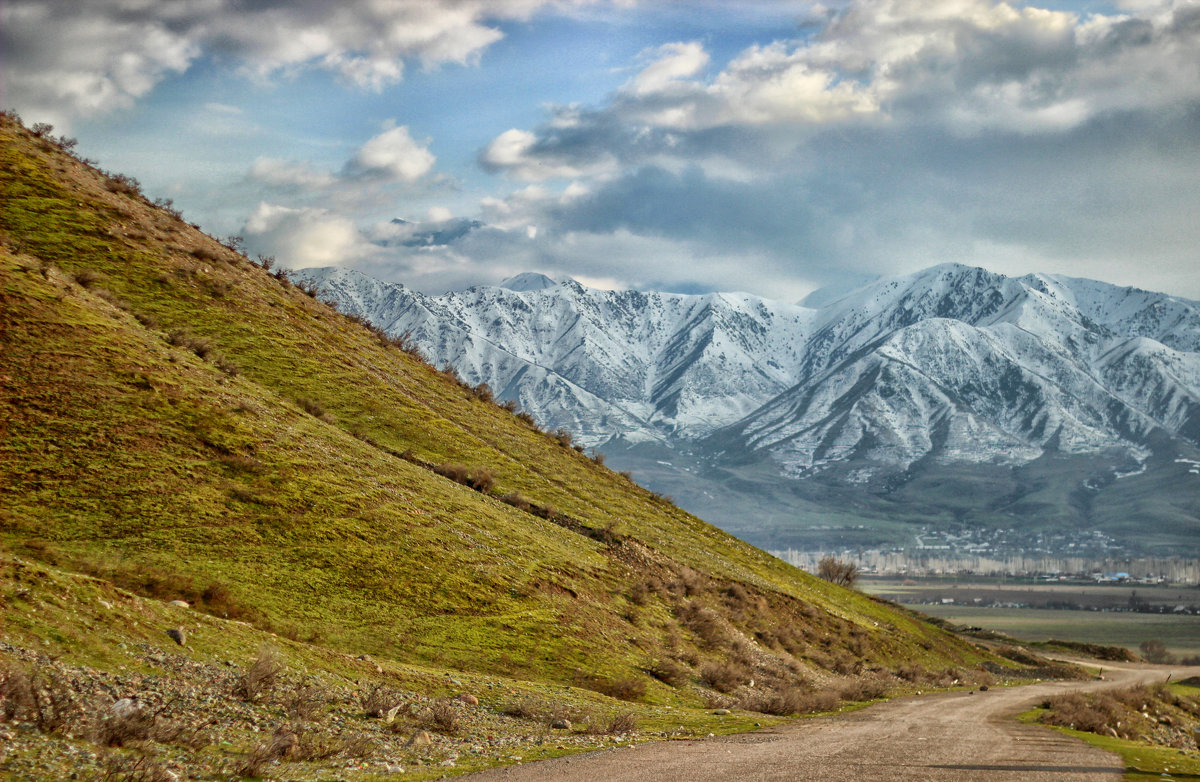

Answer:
[679,602,725,648]
[1139,639,1176,664]
[599,676,647,702]
[419,698,460,734]
[235,646,283,702]
[700,660,751,693]
[105,173,142,197]
[737,686,811,716]
[607,712,638,733]
[468,467,495,493]
[817,556,859,587]
[838,674,890,701]
[500,491,531,511]
[647,658,687,687]
[167,330,212,359]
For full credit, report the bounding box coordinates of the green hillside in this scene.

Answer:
[0,114,1016,778]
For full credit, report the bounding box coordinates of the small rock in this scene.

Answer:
[110,698,139,717]
[169,600,189,608]
[712,709,731,715]
[165,627,186,646]
[385,765,405,774]
[98,599,113,610]
[406,730,433,748]
[384,705,403,724]
[979,685,989,692]
[456,693,479,706]
[551,719,572,730]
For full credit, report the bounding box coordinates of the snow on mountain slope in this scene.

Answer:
[296,264,1200,478]
[298,267,816,443]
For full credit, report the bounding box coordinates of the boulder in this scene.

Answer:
[165,627,186,646]
[406,729,434,748]
[551,718,572,730]
[456,693,479,706]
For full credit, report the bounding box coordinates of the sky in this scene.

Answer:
[2,0,1198,302]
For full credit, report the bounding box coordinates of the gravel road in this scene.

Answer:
[465,663,1200,782]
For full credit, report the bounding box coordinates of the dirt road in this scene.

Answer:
[465,663,1200,782]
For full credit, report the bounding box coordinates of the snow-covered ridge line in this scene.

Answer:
[294,263,1200,480]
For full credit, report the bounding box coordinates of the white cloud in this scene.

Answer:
[480,128,603,181]
[1,0,585,123]
[1,3,198,126]
[243,202,374,268]
[627,41,709,96]
[346,125,436,182]
[249,158,339,190]
[483,0,1200,181]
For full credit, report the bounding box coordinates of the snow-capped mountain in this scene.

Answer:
[296,263,1200,554]
[299,267,818,444]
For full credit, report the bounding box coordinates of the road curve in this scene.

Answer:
[464,663,1200,782]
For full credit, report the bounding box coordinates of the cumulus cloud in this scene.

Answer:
[464,0,1200,300]
[247,123,437,198]
[0,3,198,126]
[344,126,436,182]
[1,0,581,124]
[243,202,377,269]
[483,0,1200,182]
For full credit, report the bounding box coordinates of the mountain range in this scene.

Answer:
[297,263,1200,557]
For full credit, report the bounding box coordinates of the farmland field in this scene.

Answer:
[861,578,1200,659]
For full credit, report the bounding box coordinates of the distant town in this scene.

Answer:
[775,525,1200,585]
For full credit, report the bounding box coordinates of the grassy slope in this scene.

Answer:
[0,114,989,699]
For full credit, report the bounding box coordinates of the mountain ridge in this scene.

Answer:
[296,263,1200,555]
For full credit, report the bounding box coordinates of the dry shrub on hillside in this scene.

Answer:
[608,712,638,733]
[0,664,86,735]
[1039,691,1138,737]
[167,329,212,359]
[499,491,530,511]
[418,698,460,734]
[236,646,282,703]
[678,602,726,648]
[817,557,859,587]
[468,467,495,493]
[700,660,751,693]
[837,674,890,701]
[359,684,402,718]
[99,754,177,782]
[648,658,688,687]
[0,662,35,722]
